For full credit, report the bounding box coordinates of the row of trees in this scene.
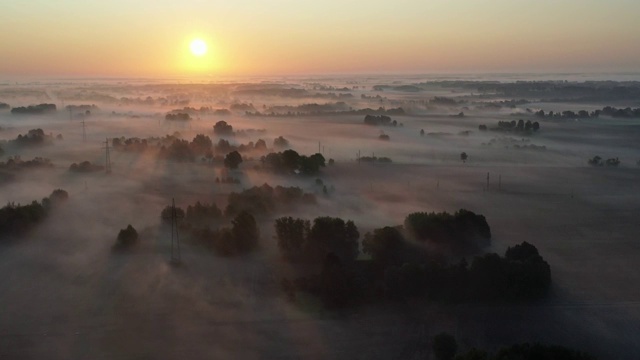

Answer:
[164,113,191,121]
[275,216,359,263]
[364,114,397,126]
[159,203,259,256]
[12,129,55,146]
[69,161,104,173]
[159,183,316,231]
[278,209,549,308]
[380,242,551,302]
[0,156,52,171]
[490,119,540,132]
[10,104,56,114]
[260,150,326,175]
[536,106,640,119]
[588,156,620,167]
[225,184,316,218]
[0,189,68,240]
[404,209,491,254]
[190,211,259,255]
[432,332,594,360]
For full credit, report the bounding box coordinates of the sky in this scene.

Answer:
[1,0,639,78]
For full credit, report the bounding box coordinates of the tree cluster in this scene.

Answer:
[225,183,316,218]
[364,114,397,126]
[213,120,233,135]
[215,138,268,155]
[0,156,53,171]
[164,113,192,121]
[69,161,104,173]
[12,129,54,146]
[223,151,243,169]
[189,211,259,256]
[490,119,540,133]
[380,241,551,302]
[536,106,640,119]
[275,216,360,264]
[112,137,149,152]
[261,150,326,175]
[0,189,68,240]
[281,210,551,308]
[404,209,491,254]
[588,156,620,167]
[114,225,139,249]
[273,136,290,149]
[10,104,56,114]
[432,333,594,360]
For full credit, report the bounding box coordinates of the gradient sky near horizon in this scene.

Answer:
[1,0,639,78]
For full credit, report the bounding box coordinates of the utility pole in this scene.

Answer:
[81,120,86,143]
[162,198,184,264]
[486,172,490,190]
[103,138,112,174]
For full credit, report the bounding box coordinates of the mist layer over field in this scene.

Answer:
[0,76,639,359]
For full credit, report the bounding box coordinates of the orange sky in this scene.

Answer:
[1,0,639,78]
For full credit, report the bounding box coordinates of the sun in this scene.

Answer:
[190,39,207,56]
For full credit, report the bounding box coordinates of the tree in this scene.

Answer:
[116,225,139,248]
[299,153,325,175]
[420,129,425,136]
[281,149,301,172]
[231,210,259,253]
[433,332,457,360]
[254,139,267,151]
[532,121,540,131]
[588,156,602,166]
[362,226,405,266]
[308,217,359,263]
[320,253,350,308]
[48,189,69,205]
[224,151,243,169]
[460,152,468,163]
[273,136,289,148]
[191,134,212,152]
[213,120,233,135]
[525,120,533,131]
[275,217,309,255]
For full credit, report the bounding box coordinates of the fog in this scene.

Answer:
[1,76,639,359]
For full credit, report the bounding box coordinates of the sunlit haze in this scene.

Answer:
[1,0,639,78]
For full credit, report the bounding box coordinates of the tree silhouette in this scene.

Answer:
[224,151,243,169]
[433,332,457,360]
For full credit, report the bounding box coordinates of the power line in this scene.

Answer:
[103,138,112,174]
[162,198,184,264]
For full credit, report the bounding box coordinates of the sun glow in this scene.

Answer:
[190,39,207,56]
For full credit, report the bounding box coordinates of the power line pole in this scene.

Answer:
[162,198,184,264]
[103,138,112,174]
[82,120,86,143]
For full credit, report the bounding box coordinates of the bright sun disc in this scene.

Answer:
[190,39,207,56]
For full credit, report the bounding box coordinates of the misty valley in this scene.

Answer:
[1,77,640,359]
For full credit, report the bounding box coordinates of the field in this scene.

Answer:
[0,78,639,359]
